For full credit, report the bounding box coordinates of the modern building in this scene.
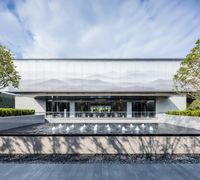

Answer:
[7,58,186,118]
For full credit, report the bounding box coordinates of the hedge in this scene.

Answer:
[167,110,200,117]
[0,108,35,117]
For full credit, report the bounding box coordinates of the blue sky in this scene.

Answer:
[0,0,200,58]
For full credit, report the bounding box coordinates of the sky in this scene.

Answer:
[0,0,200,58]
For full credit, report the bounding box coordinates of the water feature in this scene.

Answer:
[149,126,154,132]
[2,123,200,135]
[141,124,145,129]
[51,126,56,132]
[58,124,63,129]
[70,124,75,129]
[106,124,111,132]
[129,124,134,128]
[122,126,126,133]
[135,126,140,132]
[66,126,70,132]
[93,124,98,132]
[80,124,86,132]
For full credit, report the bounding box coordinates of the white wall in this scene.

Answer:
[15,96,46,114]
[159,114,200,130]
[11,59,181,92]
[156,95,186,114]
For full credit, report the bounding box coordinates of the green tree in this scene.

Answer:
[0,45,21,89]
[174,39,200,99]
[188,99,200,110]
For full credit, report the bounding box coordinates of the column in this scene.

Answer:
[126,102,132,118]
[69,101,75,118]
[51,96,54,117]
[64,109,67,118]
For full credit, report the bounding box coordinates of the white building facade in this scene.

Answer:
[9,59,186,118]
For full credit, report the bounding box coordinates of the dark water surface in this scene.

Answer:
[1,123,200,135]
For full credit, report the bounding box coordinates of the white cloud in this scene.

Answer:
[0,0,200,58]
[0,1,31,57]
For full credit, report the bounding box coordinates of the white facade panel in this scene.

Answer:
[15,96,46,114]
[156,95,187,114]
[9,59,182,92]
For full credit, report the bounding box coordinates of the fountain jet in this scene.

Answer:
[141,124,145,129]
[122,126,126,133]
[149,126,154,132]
[130,124,134,128]
[66,126,70,132]
[135,126,140,131]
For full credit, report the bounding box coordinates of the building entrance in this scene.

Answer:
[132,100,155,117]
[45,96,156,118]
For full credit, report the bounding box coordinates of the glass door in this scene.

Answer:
[132,100,155,117]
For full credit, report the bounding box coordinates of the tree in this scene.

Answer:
[0,45,21,89]
[174,39,200,99]
[188,99,200,110]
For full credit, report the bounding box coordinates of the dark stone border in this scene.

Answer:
[0,154,200,164]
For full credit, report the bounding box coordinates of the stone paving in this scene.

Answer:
[0,163,200,180]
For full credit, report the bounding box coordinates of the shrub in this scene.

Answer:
[167,110,200,117]
[188,100,200,110]
[0,108,35,117]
